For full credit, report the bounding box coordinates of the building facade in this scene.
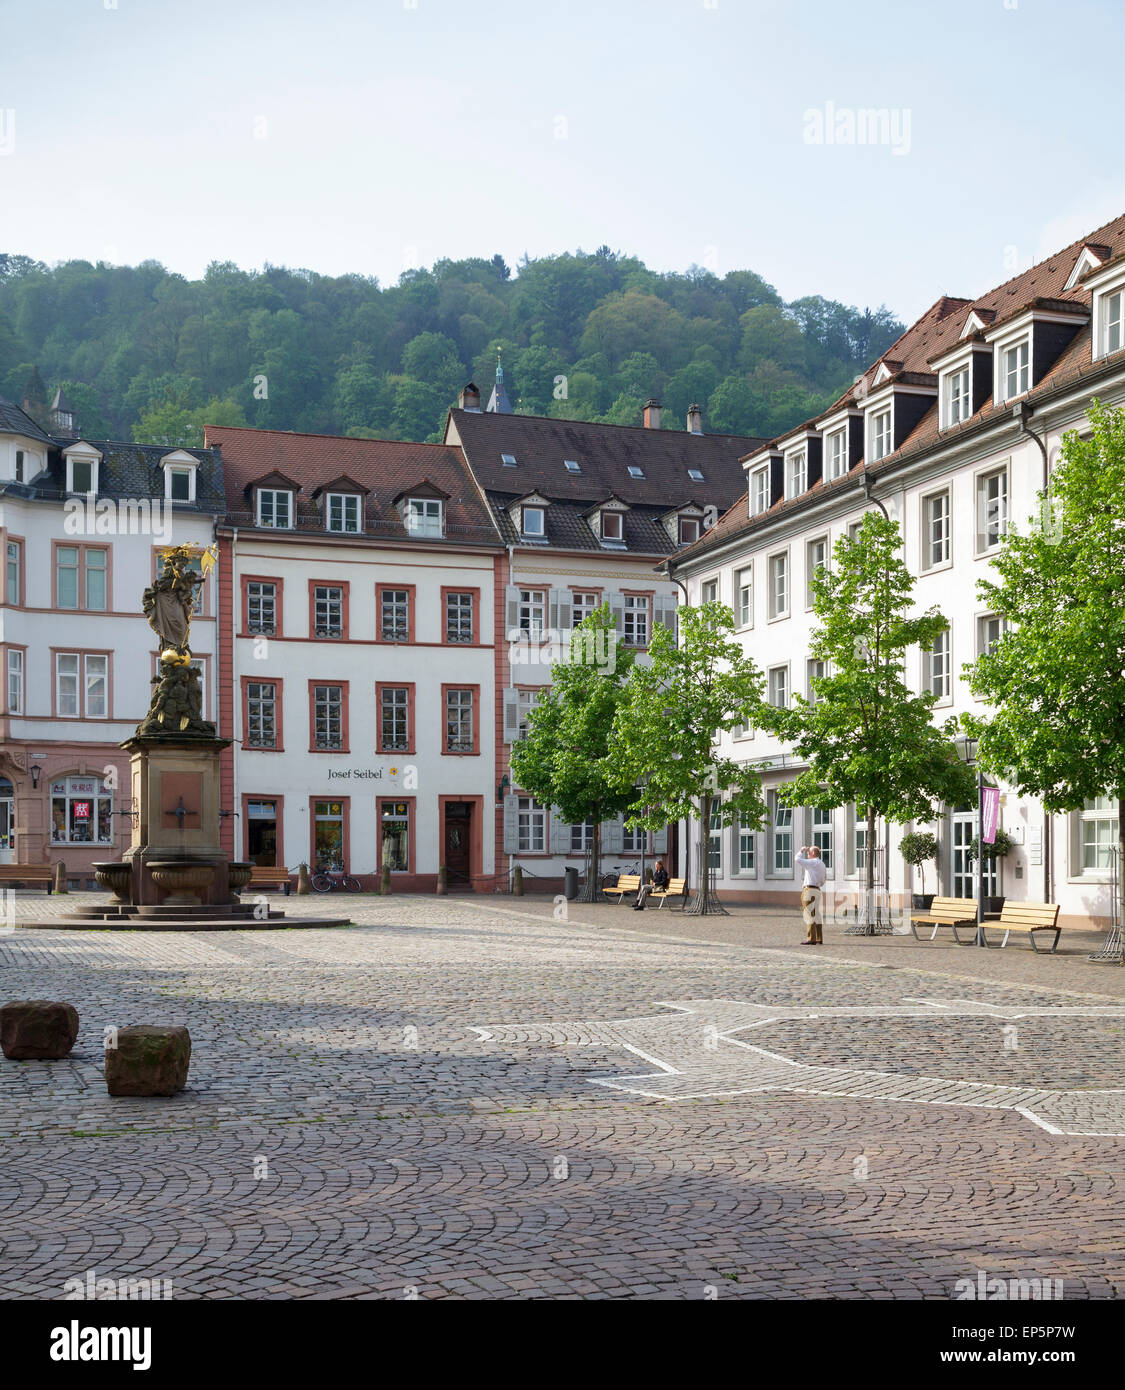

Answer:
[670,215,1125,930]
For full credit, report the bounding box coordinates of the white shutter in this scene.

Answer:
[503,793,520,853]
[502,688,520,743]
[548,590,560,631]
[657,593,678,637]
[550,807,572,853]
[652,824,669,854]
[505,586,521,638]
[602,815,624,854]
[555,590,572,630]
[608,592,625,635]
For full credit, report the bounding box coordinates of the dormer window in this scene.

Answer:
[943,365,971,427]
[784,450,806,500]
[258,488,292,528]
[1000,339,1029,401]
[327,493,362,533]
[64,445,100,496]
[161,450,199,503]
[564,459,581,473]
[825,429,847,480]
[406,497,443,537]
[601,510,623,541]
[521,505,545,538]
[1101,290,1123,357]
[750,465,770,515]
[869,409,892,462]
[678,516,701,545]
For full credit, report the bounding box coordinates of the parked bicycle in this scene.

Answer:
[310,865,363,893]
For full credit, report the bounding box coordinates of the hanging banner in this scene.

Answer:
[981,785,1000,845]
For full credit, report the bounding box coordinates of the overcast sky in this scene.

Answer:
[3,0,1122,322]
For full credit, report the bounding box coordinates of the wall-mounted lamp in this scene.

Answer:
[497,774,510,803]
[30,763,41,789]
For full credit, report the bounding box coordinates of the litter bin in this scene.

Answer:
[564,866,579,900]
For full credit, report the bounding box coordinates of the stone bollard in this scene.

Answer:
[53,862,68,895]
[105,1025,191,1097]
[436,865,448,896]
[512,865,524,897]
[380,865,391,895]
[296,863,311,895]
[1,1000,79,1059]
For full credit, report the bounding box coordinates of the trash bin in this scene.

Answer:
[564,866,579,900]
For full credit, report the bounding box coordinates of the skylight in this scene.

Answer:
[627,466,645,479]
[564,459,581,472]
[501,452,517,466]
[688,468,704,482]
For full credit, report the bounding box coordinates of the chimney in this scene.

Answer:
[643,398,661,429]
[686,403,703,435]
[459,382,481,412]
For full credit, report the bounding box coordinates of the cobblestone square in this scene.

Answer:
[1,895,1122,1300]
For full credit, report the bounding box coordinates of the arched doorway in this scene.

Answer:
[0,778,13,864]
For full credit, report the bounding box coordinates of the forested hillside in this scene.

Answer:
[0,248,902,447]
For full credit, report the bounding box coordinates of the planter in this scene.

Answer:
[93,862,132,903]
[911,893,935,911]
[985,895,1006,916]
[226,862,253,896]
[148,862,214,906]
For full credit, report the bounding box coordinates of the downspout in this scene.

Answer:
[860,465,890,519]
[1014,402,1052,904]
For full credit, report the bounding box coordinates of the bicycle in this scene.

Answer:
[310,865,363,893]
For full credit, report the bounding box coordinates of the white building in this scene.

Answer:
[669,216,1125,930]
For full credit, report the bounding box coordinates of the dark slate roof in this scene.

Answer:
[488,490,681,554]
[448,408,762,509]
[8,439,226,513]
[0,395,53,444]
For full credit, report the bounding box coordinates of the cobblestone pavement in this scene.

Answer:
[1,893,1122,1300]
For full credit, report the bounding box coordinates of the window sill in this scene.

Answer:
[919,559,953,576]
[241,743,284,752]
[766,613,790,624]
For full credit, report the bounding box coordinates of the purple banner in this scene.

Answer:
[981,785,1000,845]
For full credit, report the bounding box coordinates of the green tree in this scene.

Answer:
[510,605,637,902]
[964,399,1125,928]
[611,602,770,914]
[773,512,974,930]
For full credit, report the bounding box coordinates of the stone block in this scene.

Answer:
[105,1025,191,1096]
[0,1000,80,1060]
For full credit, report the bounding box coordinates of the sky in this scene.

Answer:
[2,0,1123,323]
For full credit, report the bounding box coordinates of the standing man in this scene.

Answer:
[795,844,827,945]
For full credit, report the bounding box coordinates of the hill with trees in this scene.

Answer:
[0,248,902,447]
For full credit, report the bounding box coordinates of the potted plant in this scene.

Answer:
[967,828,1014,914]
[900,831,939,910]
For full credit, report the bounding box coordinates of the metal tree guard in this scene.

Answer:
[685,830,730,915]
[1088,846,1122,964]
[843,842,895,935]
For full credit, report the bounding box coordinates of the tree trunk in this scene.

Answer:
[685,791,727,915]
[864,805,877,933]
[578,813,600,904]
[1118,796,1124,936]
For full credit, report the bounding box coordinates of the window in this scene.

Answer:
[165,468,194,502]
[521,506,545,538]
[944,367,971,427]
[406,498,443,537]
[622,822,646,854]
[14,450,24,483]
[55,652,108,719]
[627,465,645,479]
[445,687,475,753]
[247,581,277,636]
[1001,340,1030,400]
[811,807,833,870]
[750,466,770,515]
[1079,797,1118,871]
[849,805,869,876]
[445,591,474,644]
[246,681,278,748]
[501,453,517,467]
[55,655,77,715]
[379,686,410,752]
[315,800,346,871]
[380,800,410,871]
[922,491,951,569]
[701,579,718,603]
[978,614,1005,658]
[571,591,598,626]
[571,819,595,853]
[737,813,756,873]
[678,516,701,545]
[258,489,292,529]
[805,536,827,608]
[313,585,344,639]
[85,654,107,717]
[517,796,546,852]
[312,685,345,750]
[67,455,96,494]
[926,629,951,700]
[807,658,825,705]
[870,409,892,461]
[785,450,807,499]
[601,510,623,541]
[519,589,546,639]
[6,539,21,605]
[768,665,789,709]
[737,568,753,627]
[56,545,108,611]
[976,467,1008,551]
[825,428,847,480]
[770,793,792,874]
[708,801,722,872]
[564,459,581,473]
[380,588,411,642]
[7,648,22,713]
[847,519,864,542]
[623,594,649,647]
[516,688,539,739]
[327,493,362,533]
[50,776,113,845]
[1101,291,1123,357]
[767,552,788,619]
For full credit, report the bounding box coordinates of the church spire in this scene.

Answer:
[486,348,512,414]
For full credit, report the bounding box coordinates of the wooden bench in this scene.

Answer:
[910,896,979,943]
[982,901,1062,953]
[0,865,54,892]
[603,873,640,903]
[247,865,291,891]
[650,877,687,910]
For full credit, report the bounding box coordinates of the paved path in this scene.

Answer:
[1,894,1122,1299]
